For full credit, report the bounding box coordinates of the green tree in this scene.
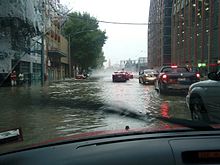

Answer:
[95,51,107,69]
[62,12,107,72]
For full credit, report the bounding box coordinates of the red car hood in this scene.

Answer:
[28,122,220,148]
[30,125,191,147]
[3,124,220,154]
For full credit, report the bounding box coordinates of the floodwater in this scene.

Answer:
[0,73,190,153]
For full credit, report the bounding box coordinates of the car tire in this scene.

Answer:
[139,78,143,84]
[159,82,165,94]
[190,97,210,122]
[155,81,159,91]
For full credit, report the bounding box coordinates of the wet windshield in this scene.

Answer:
[0,0,220,154]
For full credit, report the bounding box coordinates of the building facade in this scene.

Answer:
[171,0,220,74]
[47,22,69,81]
[148,0,173,68]
[0,0,69,86]
[137,57,148,71]
[0,0,43,86]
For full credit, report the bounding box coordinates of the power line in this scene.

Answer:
[98,20,150,25]
[67,15,161,26]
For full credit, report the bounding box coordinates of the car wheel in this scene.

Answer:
[154,81,159,91]
[159,82,165,94]
[190,97,210,122]
[139,78,143,84]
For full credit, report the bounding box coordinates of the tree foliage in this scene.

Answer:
[62,12,107,71]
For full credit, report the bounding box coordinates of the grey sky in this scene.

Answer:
[60,0,150,66]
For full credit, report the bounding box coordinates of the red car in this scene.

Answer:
[2,122,220,165]
[124,72,130,80]
[125,72,134,79]
[75,74,86,79]
[112,71,127,82]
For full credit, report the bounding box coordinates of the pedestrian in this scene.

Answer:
[10,71,17,86]
[18,72,24,85]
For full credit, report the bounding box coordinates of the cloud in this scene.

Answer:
[60,0,150,64]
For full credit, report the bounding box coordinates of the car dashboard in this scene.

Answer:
[1,130,220,165]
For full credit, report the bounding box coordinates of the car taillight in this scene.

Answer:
[162,74,168,83]
[196,73,200,79]
[162,74,167,79]
[171,65,178,69]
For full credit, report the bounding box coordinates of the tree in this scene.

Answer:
[62,12,107,72]
[95,51,107,69]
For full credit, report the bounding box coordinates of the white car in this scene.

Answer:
[186,71,220,123]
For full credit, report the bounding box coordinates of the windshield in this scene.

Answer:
[0,0,220,155]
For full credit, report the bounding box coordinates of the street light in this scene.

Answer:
[68,29,98,78]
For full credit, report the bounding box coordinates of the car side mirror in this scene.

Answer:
[208,72,220,81]
[0,128,23,145]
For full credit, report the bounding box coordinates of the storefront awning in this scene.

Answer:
[48,50,66,57]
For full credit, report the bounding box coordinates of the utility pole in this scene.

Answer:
[208,30,210,73]
[41,35,45,85]
[68,35,71,78]
[41,1,45,85]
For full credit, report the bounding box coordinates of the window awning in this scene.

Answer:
[48,49,66,57]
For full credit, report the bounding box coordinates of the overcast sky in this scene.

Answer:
[60,0,150,66]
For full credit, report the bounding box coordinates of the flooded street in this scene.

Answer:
[0,74,190,153]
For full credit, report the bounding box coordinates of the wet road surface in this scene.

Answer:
[0,74,191,153]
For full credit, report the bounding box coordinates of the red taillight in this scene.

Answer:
[162,74,167,79]
[162,74,168,83]
[171,65,178,69]
[196,73,200,78]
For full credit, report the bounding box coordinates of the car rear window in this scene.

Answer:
[144,70,157,74]
[162,67,188,73]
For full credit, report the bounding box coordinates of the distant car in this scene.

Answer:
[139,69,158,84]
[128,72,134,79]
[125,71,133,79]
[186,71,220,122]
[75,74,86,79]
[124,71,130,80]
[112,71,127,82]
[155,66,200,94]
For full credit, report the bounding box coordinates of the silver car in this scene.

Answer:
[186,71,220,123]
[139,69,158,85]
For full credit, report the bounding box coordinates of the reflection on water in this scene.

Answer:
[160,102,170,118]
[0,76,190,153]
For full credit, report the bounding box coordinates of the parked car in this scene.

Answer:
[139,69,158,84]
[112,71,127,82]
[75,74,86,79]
[186,71,220,123]
[155,66,200,94]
